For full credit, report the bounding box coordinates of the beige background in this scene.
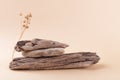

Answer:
[0,0,120,80]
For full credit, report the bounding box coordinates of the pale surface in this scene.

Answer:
[0,0,120,80]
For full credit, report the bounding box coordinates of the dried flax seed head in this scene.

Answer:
[19,13,23,16]
[21,12,32,29]
[29,13,32,17]
[25,15,29,20]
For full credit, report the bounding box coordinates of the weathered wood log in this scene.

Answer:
[15,38,69,52]
[22,48,65,58]
[9,52,100,70]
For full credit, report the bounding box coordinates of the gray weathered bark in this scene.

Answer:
[22,48,64,57]
[15,38,69,52]
[9,52,100,70]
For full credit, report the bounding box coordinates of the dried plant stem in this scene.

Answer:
[12,27,27,60]
[12,13,32,60]
[12,49,15,60]
[18,27,27,40]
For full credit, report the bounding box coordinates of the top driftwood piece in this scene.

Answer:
[15,38,69,52]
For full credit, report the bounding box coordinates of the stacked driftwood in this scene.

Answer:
[9,38,100,70]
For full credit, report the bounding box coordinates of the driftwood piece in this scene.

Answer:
[15,38,69,52]
[22,48,64,58]
[9,52,100,70]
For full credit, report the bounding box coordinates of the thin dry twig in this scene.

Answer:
[12,13,32,60]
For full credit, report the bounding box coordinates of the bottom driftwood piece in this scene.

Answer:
[9,52,100,70]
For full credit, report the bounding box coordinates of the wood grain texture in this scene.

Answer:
[22,48,64,58]
[9,52,100,70]
[15,38,69,52]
